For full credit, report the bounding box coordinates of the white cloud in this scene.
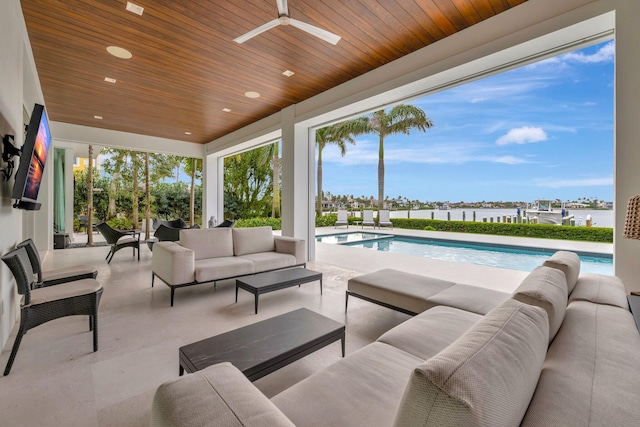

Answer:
[532,41,615,68]
[533,176,613,188]
[496,127,548,146]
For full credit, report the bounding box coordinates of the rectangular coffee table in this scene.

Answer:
[179,308,345,381]
[236,268,323,314]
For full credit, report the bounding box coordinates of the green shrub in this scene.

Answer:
[235,217,282,230]
[316,214,337,227]
[390,218,613,243]
[423,226,436,231]
[107,217,134,230]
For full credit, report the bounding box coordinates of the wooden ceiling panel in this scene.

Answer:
[21,0,527,144]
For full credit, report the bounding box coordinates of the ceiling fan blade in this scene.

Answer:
[289,19,341,45]
[276,0,288,16]
[233,19,280,44]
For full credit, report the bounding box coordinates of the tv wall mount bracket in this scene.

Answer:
[2,134,21,182]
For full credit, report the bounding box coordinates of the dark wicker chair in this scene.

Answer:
[1,247,103,375]
[94,222,140,263]
[17,238,97,287]
[152,218,188,229]
[216,219,236,228]
[147,222,200,251]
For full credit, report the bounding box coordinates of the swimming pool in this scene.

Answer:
[317,232,613,275]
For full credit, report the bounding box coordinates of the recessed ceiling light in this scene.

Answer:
[126,2,144,16]
[244,91,260,99]
[222,108,232,112]
[185,131,192,135]
[94,115,103,120]
[282,70,295,77]
[106,46,132,59]
[104,77,117,83]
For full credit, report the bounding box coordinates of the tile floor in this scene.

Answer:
[0,231,586,426]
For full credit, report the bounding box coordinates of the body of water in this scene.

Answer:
[342,208,614,228]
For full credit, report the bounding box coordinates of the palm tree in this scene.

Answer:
[360,105,433,210]
[182,157,202,226]
[316,120,368,216]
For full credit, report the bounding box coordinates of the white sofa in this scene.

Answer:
[151,251,640,426]
[151,226,306,306]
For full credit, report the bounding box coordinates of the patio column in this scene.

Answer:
[281,106,314,261]
[204,154,224,228]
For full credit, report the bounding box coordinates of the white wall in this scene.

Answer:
[0,0,28,351]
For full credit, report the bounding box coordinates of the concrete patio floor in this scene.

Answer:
[0,229,611,426]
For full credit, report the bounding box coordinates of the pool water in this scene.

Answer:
[318,233,613,275]
[316,232,391,244]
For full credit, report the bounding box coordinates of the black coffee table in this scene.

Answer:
[179,308,345,381]
[236,268,323,314]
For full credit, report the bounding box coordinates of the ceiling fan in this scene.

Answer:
[233,0,341,45]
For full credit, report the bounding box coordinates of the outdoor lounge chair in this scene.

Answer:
[362,210,376,228]
[378,210,393,229]
[94,222,140,263]
[334,210,348,228]
[17,238,97,287]
[215,219,236,228]
[1,247,103,375]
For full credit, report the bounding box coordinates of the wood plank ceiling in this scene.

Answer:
[21,0,527,145]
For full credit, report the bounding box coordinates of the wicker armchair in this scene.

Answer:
[94,222,140,263]
[1,247,103,375]
[17,238,97,287]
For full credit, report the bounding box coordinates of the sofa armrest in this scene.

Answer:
[152,242,195,285]
[274,236,306,265]
[151,362,295,427]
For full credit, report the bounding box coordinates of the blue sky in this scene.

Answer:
[319,40,614,203]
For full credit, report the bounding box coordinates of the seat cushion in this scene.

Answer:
[348,269,454,314]
[29,278,102,306]
[152,362,294,427]
[543,251,581,293]
[194,257,254,283]
[377,306,481,360]
[393,299,548,427]
[512,266,568,342]
[180,228,234,260]
[426,283,509,315]
[116,235,139,245]
[569,273,628,309]
[236,252,296,273]
[521,301,640,427]
[272,342,422,427]
[233,227,275,256]
[41,265,97,285]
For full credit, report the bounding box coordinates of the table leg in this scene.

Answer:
[341,336,345,357]
[179,365,184,376]
[320,277,323,295]
[235,285,238,303]
[254,294,259,314]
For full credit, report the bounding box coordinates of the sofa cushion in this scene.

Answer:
[233,226,275,256]
[236,252,296,273]
[377,306,482,360]
[569,273,628,309]
[521,301,640,427]
[272,342,422,427]
[543,250,581,293]
[152,362,294,427]
[426,283,510,315]
[512,266,568,342]
[392,299,548,427]
[194,257,254,283]
[180,228,234,260]
[348,269,454,314]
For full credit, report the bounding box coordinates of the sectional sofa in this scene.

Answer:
[151,226,306,306]
[151,251,640,426]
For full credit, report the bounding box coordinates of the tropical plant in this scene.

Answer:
[316,120,368,216]
[224,146,273,219]
[182,157,202,226]
[359,105,433,210]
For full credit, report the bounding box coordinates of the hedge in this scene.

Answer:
[232,216,613,243]
[389,218,613,243]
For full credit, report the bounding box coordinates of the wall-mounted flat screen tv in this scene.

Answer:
[12,103,52,207]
